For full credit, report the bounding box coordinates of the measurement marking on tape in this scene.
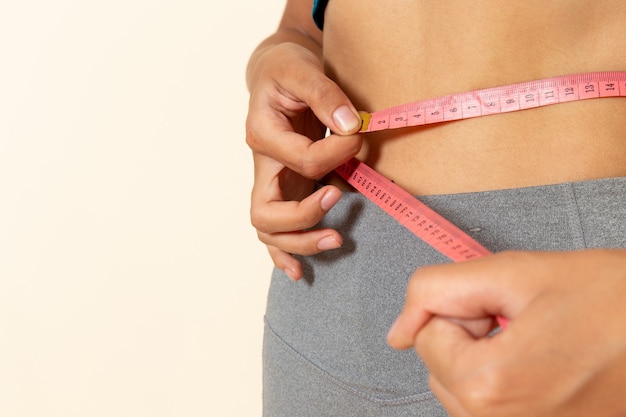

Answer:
[359,72,626,132]
[335,158,491,262]
[339,72,626,259]
[337,72,626,328]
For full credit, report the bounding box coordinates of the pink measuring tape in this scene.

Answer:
[334,71,626,328]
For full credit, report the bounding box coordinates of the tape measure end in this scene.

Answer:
[359,111,371,132]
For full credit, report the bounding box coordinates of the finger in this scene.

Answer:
[412,256,515,317]
[387,262,461,349]
[258,228,342,256]
[247,95,362,179]
[388,252,539,349]
[250,121,363,179]
[267,245,303,281]
[247,43,364,178]
[271,50,363,135]
[251,183,343,234]
[277,131,363,180]
[447,317,498,339]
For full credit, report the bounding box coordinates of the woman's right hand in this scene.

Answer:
[246,40,363,281]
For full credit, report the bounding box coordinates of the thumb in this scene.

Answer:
[279,52,362,135]
[387,252,531,350]
[299,74,361,134]
[329,103,363,135]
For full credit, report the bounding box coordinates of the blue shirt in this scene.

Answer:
[312,0,328,30]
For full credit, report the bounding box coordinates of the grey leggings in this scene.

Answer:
[263,177,626,417]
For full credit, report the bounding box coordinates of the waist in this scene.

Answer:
[327,95,626,195]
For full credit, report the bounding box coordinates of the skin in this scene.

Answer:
[323,0,626,195]
[387,250,626,417]
[246,1,626,415]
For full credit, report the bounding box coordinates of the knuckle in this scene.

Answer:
[307,77,337,107]
[249,207,270,234]
[245,118,264,152]
[407,264,437,291]
[406,271,423,295]
[293,150,330,179]
[297,156,326,179]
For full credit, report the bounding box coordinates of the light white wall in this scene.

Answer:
[0,1,283,416]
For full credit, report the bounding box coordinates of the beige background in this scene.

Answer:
[0,1,283,415]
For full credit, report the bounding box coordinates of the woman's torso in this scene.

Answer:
[322,0,626,195]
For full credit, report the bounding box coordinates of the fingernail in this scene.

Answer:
[320,188,341,211]
[317,235,341,251]
[332,105,361,134]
